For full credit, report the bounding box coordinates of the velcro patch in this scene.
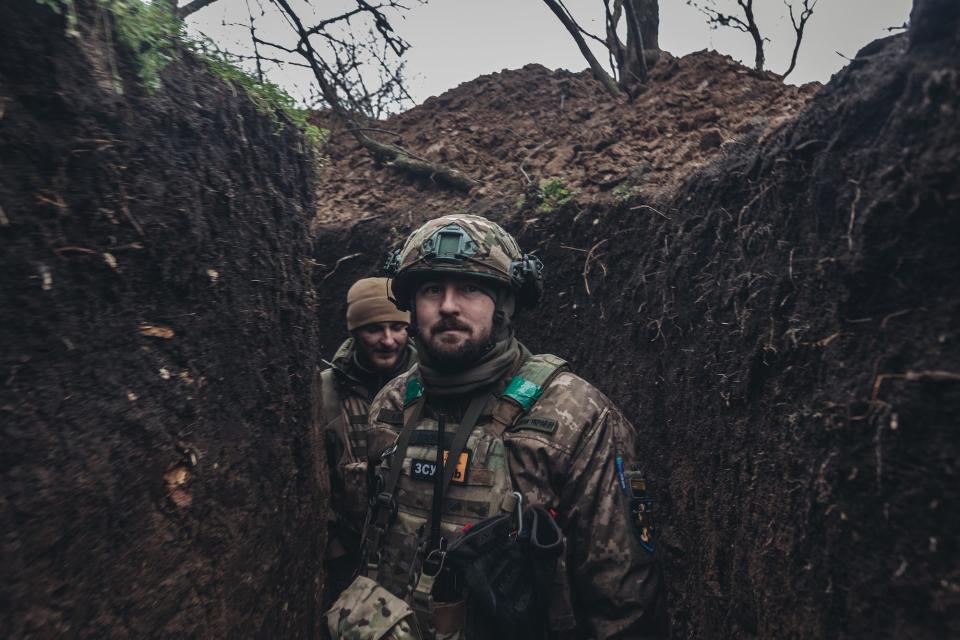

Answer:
[631,497,656,554]
[374,408,403,425]
[617,456,655,554]
[410,449,471,484]
[511,416,558,435]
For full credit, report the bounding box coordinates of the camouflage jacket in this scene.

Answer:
[319,338,417,537]
[366,353,668,639]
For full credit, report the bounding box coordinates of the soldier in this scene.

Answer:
[327,215,667,639]
[318,277,417,605]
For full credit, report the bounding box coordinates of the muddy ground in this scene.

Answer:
[1,1,325,637]
[312,1,959,637]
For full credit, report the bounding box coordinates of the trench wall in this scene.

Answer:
[0,1,325,637]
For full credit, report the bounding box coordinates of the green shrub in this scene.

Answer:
[197,47,329,146]
[534,177,573,214]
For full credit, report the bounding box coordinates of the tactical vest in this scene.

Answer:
[367,354,567,634]
[320,368,372,462]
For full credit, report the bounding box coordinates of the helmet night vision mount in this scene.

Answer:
[384,218,544,311]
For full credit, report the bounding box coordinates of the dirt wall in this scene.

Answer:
[0,2,324,637]
[312,1,959,637]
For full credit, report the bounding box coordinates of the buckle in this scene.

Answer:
[375,491,395,509]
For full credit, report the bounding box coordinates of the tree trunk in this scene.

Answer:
[638,0,661,66]
[543,0,622,98]
[619,0,660,91]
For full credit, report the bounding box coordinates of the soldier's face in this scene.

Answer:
[354,321,409,372]
[414,276,495,369]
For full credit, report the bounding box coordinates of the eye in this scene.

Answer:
[418,283,441,296]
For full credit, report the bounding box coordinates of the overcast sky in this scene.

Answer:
[185,0,914,108]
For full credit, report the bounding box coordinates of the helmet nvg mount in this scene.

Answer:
[384,214,543,311]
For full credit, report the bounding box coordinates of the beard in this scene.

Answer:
[419,317,494,373]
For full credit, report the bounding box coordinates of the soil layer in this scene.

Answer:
[1,2,325,637]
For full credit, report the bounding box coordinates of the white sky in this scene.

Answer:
[184,0,914,107]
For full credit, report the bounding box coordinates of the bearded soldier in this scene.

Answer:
[327,217,667,639]
[318,277,417,605]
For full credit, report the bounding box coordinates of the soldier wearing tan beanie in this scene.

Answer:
[317,277,416,607]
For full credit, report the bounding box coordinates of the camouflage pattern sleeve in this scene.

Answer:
[365,371,412,462]
[503,372,668,639]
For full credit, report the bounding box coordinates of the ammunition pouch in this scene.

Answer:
[435,505,563,640]
[326,575,423,640]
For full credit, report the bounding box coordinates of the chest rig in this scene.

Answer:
[320,368,372,462]
[363,354,567,619]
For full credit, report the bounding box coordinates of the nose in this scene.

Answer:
[439,284,459,315]
[381,328,398,348]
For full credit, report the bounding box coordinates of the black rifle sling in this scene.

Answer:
[440,392,490,497]
[380,395,425,504]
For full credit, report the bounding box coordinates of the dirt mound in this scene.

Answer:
[312,1,959,637]
[1,1,324,637]
[314,50,816,226]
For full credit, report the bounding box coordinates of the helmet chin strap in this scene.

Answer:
[491,288,516,343]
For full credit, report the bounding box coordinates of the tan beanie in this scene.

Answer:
[346,277,410,331]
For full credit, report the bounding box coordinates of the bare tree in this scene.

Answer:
[177,0,219,18]
[268,0,477,190]
[543,0,661,98]
[687,0,820,77]
[688,0,766,71]
[180,0,477,190]
[782,0,817,79]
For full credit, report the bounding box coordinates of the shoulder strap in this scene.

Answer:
[319,368,341,427]
[380,377,425,499]
[493,354,568,435]
[439,393,491,496]
[363,376,425,578]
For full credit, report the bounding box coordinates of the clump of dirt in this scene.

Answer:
[0,1,324,637]
[312,1,959,637]
[314,50,816,226]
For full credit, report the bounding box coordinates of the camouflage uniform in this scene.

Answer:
[328,576,423,640]
[319,337,417,604]
[365,363,666,639]
[331,215,666,639]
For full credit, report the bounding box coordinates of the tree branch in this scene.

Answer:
[177,0,220,19]
[270,0,478,190]
[782,0,817,79]
[542,0,622,98]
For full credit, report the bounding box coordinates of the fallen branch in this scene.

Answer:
[582,238,609,296]
[631,203,671,219]
[872,370,960,400]
[322,252,363,281]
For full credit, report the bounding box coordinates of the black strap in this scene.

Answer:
[440,392,490,497]
[380,395,426,501]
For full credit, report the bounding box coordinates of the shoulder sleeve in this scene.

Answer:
[504,373,668,638]
[365,370,411,460]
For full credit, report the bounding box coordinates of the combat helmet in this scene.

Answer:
[385,214,543,311]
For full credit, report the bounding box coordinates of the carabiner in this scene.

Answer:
[513,491,524,536]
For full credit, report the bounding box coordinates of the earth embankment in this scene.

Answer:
[1,1,324,637]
